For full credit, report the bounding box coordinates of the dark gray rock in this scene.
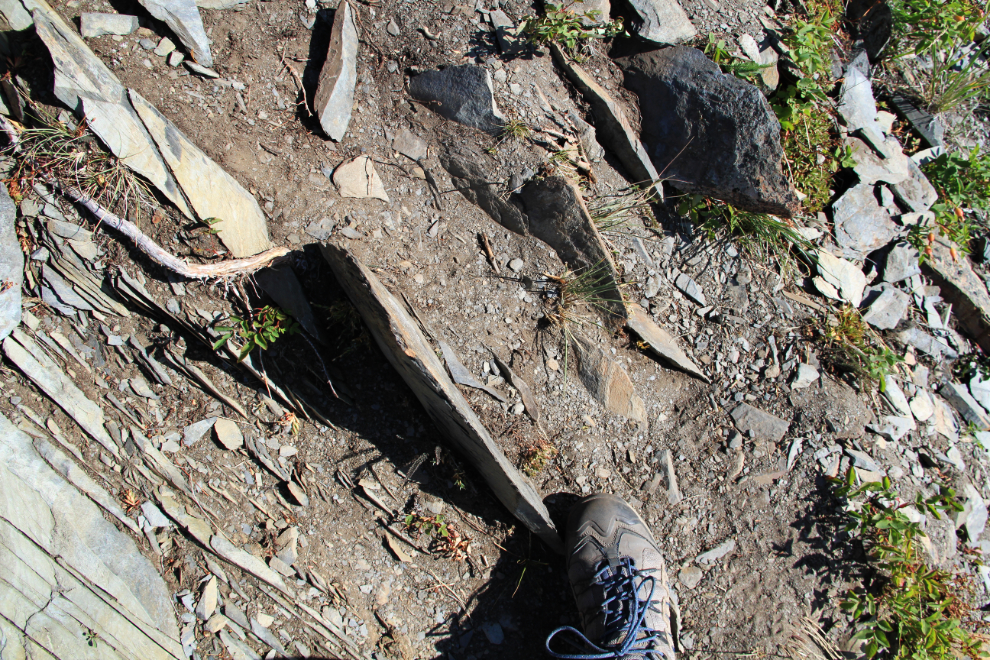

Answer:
[832,182,898,253]
[409,65,505,134]
[890,92,944,147]
[625,0,696,44]
[924,240,990,353]
[440,143,527,235]
[0,183,21,341]
[883,241,921,282]
[618,47,799,217]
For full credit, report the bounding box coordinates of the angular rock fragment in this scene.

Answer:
[80,12,138,37]
[134,0,213,67]
[957,483,987,543]
[129,89,273,258]
[940,382,990,430]
[392,127,427,162]
[837,64,884,136]
[625,305,708,382]
[832,182,898,253]
[861,286,909,330]
[625,0,695,44]
[883,242,921,282]
[409,65,505,134]
[791,363,819,389]
[923,241,990,353]
[321,243,561,552]
[970,372,990,416]
[332,155,390,201]
[910,390,934,421]
[313,0,357,141]
[816,250,866,306]
[551,46,660,191]
[674,272,706,306]
[894,325,957,359]
[618,46,799,216]
[440,340,506,403]
[571,331,647,427]
[213,418,243,450]
[730,403,789,443]
[489,350,546,431]
[696,538,735,565]
[892,158,938,213]
[0,184,20,340]
[183,416,217,446]
[848,136,908,186]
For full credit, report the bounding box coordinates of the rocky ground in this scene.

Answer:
[0,0,990,657]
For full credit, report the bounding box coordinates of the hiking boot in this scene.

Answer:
[545,494,676,659]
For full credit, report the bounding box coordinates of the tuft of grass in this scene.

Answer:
[831,469,983,660]
[520,437,557,476]
[522,2,625,56]
[677,195,811,270]
[539,262,624,376]
[7,103,154,220]
[488,119,531,154]
[915,39,990,114]
[820,305,904,390]
[587,181,660,232]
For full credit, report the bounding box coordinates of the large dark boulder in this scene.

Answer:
[617,46,800,217]
[409,65,506,135]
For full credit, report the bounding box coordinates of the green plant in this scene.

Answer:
[520,437,558,476]
[821,305,904,390]
[923,148,990,213]
[769,4,838,131]
[523,2,625,54]
[677,195,811,267]
[404,513,450,539]
[953,353,990,382]
[213,305,300,361]
[781,112,843,213]
[488,119,532,154]
[831,469,982,660]
[887,0,984,58]
[704,34,771,83]
[916,39,990,113]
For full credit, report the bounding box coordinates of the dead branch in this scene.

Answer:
[280,48,313,118]
[1,115,290,280]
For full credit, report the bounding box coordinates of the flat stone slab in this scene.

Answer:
[130,89,273,258]
[0,184,21,341]
[3,329,117,457]
[313,0,357,141]
[213,418,243,450]
[625,305,708,382]
[80,12,138,37]
[892,158,938,213]
[862,286,909,330]
[847,136,908,186]
[675,272,706,306]
[321,243,561,552]
[409,65,505,135]
[696,538,735,565]
[730,403,789,443]
[883,241,921,282]
[30,3,192,218]
[924,241,990,353]
[940,382,990,430]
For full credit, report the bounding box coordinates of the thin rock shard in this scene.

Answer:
[134,0,213,67]
[321,243,561,552]
[313,0,358,141]
[625,305,709,382]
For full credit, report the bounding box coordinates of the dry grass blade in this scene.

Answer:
[587,181,660,232]
[786,616,842,660]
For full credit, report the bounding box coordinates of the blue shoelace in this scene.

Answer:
[545,557,667,659]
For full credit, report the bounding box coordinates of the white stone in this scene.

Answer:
[910,390,934,422]
[791,363,819,389]
[333,156,390,202]
[816,250,866,306]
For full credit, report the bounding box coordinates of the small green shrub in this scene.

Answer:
[821,305,904,389]
[832,470,983,660]
[887,0,984,58]
[770,3,839,131]
[213,305,300,361]
[704,34,771,83]
[522,2,625,54]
